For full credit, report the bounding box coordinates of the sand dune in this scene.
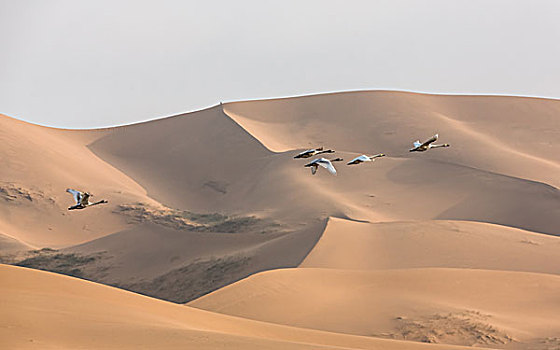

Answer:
[61,221,325,302]
[224,91,560,188]
[2,92,557,248]
[1,264,476,350]
[88,106,272,212]
[0,231,31,254]
[86,106,354,225]
[284,154,559,234]
[301,218,560,273]
[1,91,559,349]
[0,114,157,247]
[190,268,560,347]
[84,97,559,237]
[0,108,329,301]
[191,215,560,348]
[221,92,560,234]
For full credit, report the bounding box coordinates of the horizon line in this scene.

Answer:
[3,88,559,131]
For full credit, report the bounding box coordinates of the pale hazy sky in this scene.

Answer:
[1,0,559,128]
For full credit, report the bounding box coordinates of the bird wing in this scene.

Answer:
[305,158,320,167]
[66,189,81,205]
[318,159,337,175]
[311,165,317,175]
[348,155,367,165]
[421,134,438,147]
[357,155,371,162]
[413,140,422,148]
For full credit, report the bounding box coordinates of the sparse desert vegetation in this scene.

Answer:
[122,255,252,303]
[115,203,263,233]
[11,248,105,279]
[376,311,513,346]
[0,182,55,205]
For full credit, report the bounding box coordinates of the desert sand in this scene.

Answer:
[1,91,559,349]
[1,264,473,350]
[190,268,560,346]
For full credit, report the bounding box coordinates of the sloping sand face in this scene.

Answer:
[0,107,331,301]
[1,265,474,350]
[0,114,157,247]
[223,91,560,188]
[0,231,31,253]
[191,218,560,347]
[190,268,560,345]
[300,218,560,273]
[1,91,559,349]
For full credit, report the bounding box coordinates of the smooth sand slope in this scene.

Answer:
[301,218,560,274]
[0,114,156,247]
[190,268,560,347]
[63,221,325,302]
[1,264,475,350]
[0,231,31,253]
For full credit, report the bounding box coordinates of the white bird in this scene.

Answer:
[409,134,450,152]
[304,157,344,175]
[66,188,108,210]
[347,153,386,165]
[294,147,335,159]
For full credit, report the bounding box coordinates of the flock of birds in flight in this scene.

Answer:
[65,133,449,210]
[295,133,450,176]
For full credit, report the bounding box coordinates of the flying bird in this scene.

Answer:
[304,157,344,175]
[294,147,335,159]
[347,153,386,165]
[409,134,450,152]
[66,189,108,210]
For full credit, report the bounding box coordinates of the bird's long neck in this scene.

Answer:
[430,143,448,148]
